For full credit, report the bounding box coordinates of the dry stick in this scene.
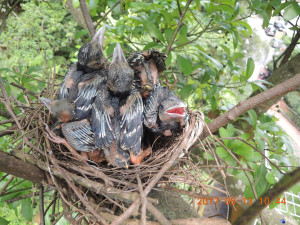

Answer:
[79,0,95,38]
[12,149,157,204]
[5,187,52,204]
[39,185,45,225]
[233,167,300,225]
[51,158,109,225]
[44,193,58,216]
[165,0,192,55]
[10,82,38,97]
[205,73,300,138]
[137,175,147,225]
[0,174,9,183]
[0,176,15,196]
[111,118,196,225]
[50,212,64,225]
[95,0,121,28]
[221,137,284,174]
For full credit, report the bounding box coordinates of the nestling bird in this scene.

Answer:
[91,43,144,167]
[40,97,74,123]
[44,120,105,162]
[58,26,106,102]
[127,49,166,98]
[40,97,105,162]
[144,85,188,136]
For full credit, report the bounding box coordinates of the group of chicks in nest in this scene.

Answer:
[41,26,189,168]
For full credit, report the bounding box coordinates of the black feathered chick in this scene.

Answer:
[92,43,143,167]
[127,49,166,98]
[58,26,106,101]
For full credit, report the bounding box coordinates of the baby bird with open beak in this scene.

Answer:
[91,43,143,167]
[144,85,188,136]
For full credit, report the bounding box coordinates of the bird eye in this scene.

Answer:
[96,52,100,57]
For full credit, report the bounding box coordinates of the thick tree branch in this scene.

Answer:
[0,151,47,184]
[79,0,95,38]
[204,74,300,138]
[233,167,300,225]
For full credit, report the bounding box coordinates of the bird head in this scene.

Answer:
[107,43,134,95]
[77,26,106,71]
[40,97,74,123]
[159,100,187,122]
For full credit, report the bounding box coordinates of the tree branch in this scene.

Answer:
[0,151,47,184]
[165,0,192,55]
[95,0,121,28]
[79,0,95,38]
[233,167,300,225]
[204,73,300,138]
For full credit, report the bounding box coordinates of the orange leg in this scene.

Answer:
[130,146,152,165]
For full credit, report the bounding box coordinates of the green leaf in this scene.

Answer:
[143,42,158,50]
[231,30,239,49]
[283,4,300,21]
[164,28,174,43]
[72,0,79,8]
[235,21,253,36]
[246,57,255,80]
[209,96,217,111]
[219,127,230,147]
[178,24,188,44]
[216,147,229,158]
[165,53,172,67]
[203,152,214,160]
[21,198,33,221]
[199,51,223,70]
[0,217,9,225]
[143,21,164,42]
[75,29,89,39]
[266,172,276,184]
[226,124,235,137]
[248,109,257,128]
[232,2,240,20]
[177,55,193,75]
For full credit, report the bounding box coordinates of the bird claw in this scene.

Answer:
[44,123,67,145]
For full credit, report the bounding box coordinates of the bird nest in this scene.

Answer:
[2,74,231,224]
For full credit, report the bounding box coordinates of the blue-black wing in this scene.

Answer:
[58,63,84,102]
[61,119,95,152]
[74,71,107,120]
[91,86,115,152]
[120,90,143,155]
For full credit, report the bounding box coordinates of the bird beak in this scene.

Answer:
[40,97,53,111]
[111,42,127,65]
[93,26,105,48]
[165,102,186,118]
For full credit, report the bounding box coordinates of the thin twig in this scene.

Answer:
[0,176,15,196]
[165,0,193,55]
[137,175,147,225]
[39,185,45,225]
[220,137,284,174]
[95,0,121,28]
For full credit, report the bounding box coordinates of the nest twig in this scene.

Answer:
[1,71,232,224]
